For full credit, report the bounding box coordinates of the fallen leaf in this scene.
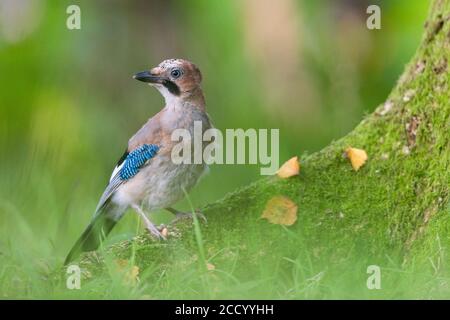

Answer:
[115,259,139,286]
[161,227,168,238]
[345,147,368,171]
[261,196,297,226]
[206,263,215,271]
[276,156,300,178]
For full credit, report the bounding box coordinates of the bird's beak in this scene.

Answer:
[133,70,165,83]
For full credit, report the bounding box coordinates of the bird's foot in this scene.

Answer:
[167,208,207,224]
[144,221,167,240]
[132,204,166,240]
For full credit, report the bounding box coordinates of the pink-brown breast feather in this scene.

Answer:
[127,109,174,158]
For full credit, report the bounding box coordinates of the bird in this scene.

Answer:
[64,58,212,265]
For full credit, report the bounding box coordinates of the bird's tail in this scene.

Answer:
[64,201,125,265]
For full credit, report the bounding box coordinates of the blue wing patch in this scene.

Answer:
[119,144,159,180]
[95,144,159,214]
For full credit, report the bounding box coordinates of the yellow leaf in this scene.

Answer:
[261,196,298,226]
[276,156,300,178]
[345,147,368,171]
[115,259,139,286]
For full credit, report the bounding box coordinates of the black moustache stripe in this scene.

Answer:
[163,80,180,96]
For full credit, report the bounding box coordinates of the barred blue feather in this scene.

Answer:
[119,144,160,180]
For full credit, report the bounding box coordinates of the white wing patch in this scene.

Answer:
[110,162,124,182]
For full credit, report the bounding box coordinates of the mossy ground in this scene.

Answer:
[1,2,449,299]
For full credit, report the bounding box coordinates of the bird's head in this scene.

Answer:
[134,59,203,104]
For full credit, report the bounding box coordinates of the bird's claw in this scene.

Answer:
[145,222,167,240]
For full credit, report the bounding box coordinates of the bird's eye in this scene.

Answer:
[170,68,182,79]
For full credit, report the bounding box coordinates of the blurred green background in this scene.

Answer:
[0,0,429,297]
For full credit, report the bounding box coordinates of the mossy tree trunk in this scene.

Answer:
[75,0,450,298]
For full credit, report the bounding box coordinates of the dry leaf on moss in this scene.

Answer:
[115,259,139,285]
[345,147,368,171]
[276,156,300,178]
[261,196,298,226]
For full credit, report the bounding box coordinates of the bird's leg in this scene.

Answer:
[166,207,207,224]
[131,204,166,240]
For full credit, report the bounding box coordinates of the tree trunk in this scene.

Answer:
[75,0,450,298]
